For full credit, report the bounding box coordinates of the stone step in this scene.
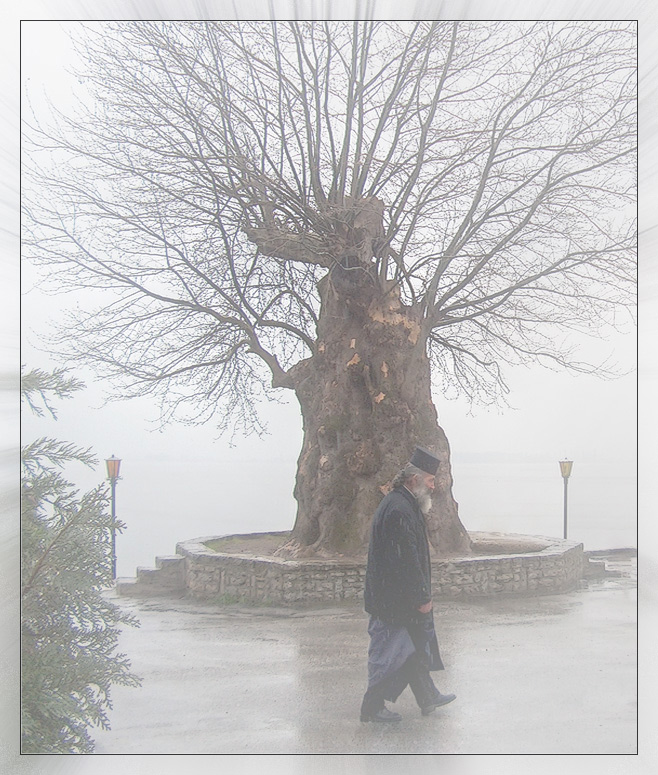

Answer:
[582,558,608,578]
[156,555,185,570]
[115,577,145,597]
[155,556,185,580]
[135,566,169,584]
[116,553,186,597]
[116,577,185,598]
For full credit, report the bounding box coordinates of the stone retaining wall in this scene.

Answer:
[173,532,584,605]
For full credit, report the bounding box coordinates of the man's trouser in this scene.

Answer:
[361,650,440,715]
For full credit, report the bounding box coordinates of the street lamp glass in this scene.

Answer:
[106,456,121,480]
[559,460,573,478]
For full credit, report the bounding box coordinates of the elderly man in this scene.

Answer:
[360,447,456,722]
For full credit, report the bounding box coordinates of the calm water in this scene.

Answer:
[451,461,636,549]
[112,458,636,579]
[18,362,636,579]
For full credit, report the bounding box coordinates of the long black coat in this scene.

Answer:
[364,486,432,625]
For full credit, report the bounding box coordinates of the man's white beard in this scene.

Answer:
[410,481,433,515]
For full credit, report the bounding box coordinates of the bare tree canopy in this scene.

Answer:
[23,20,636,556]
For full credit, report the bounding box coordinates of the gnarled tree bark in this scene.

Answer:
[269,199,471,558]
[22,21,635,562]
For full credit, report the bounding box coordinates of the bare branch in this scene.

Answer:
[23,20,636,430]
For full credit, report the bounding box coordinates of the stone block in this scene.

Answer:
[122,532,585,604]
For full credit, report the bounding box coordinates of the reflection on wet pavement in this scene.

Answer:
[93,554,636,754]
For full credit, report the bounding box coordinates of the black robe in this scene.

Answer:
[364,486,444,685]
[364,485,432,625]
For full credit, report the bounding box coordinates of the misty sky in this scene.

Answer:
[4,4,656,775]
[19,19,638,578]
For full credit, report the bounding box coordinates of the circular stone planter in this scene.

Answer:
[173,531,585,606]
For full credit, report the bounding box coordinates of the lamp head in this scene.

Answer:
[106,455,121,480]
[559,460,573,479]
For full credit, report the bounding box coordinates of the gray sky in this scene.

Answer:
[20,18,637,578]
[6,4,654,775]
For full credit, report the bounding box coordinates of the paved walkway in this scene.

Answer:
[91,555,637,755]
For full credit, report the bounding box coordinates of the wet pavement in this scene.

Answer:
[92,555,637,755]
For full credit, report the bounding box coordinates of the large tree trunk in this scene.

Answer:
[275,204,472,558]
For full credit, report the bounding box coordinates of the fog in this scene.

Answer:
[19,18,637,578]
[20,314,636,578]
[6,5,654,775]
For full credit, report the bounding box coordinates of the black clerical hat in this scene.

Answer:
[410,446,440,475]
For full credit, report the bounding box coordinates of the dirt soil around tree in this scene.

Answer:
[203,530,554,558]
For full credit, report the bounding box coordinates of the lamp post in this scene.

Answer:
[559,459,573,540]
[105,455,121,580]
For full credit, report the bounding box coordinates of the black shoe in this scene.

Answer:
[360,706,402,723]
[421,692,456,716]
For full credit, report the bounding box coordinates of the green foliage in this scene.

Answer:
[21,366,86,419]
[21,367,141,753]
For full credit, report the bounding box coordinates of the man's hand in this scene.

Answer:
[417,601,432,614]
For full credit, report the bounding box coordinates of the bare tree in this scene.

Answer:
[22,21,636,557]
